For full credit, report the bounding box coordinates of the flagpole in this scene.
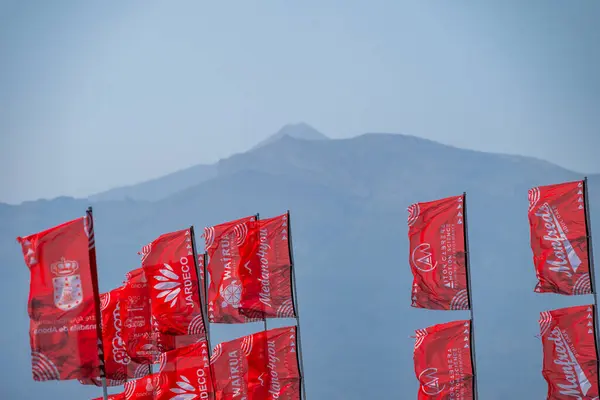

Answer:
[287,210,307,400]
[86,207,109,400]
[462,193,479,400]
[202,252,212,352]
[582,177,600,372]
[190,226,212,351]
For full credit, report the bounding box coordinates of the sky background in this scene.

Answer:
[1,0,599,205]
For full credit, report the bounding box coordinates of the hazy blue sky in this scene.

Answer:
[1,1,599,204]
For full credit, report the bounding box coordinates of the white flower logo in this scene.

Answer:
[154,264,181,308]
[169,375,197,399]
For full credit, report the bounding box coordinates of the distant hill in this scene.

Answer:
[1,131,599,399]
[88,163,218,202]
[88,122,328,202]
[250,122,328,150]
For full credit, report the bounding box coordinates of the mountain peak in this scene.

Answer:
[252,122,328,150]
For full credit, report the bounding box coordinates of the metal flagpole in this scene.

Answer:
[190,226,212,350]
[86,207,109,400]
[287,210,307,400]
[255,212,268,332]
[461,193,479,400]
[582,177,600,374]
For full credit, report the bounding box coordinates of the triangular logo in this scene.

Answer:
[458,219,462,224]
[457,211,463,217]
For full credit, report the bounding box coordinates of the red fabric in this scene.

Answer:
[528,180,591,295]
[155,340,214,399]
[408,195,469,310]
[539,304,599,399]
[17,216,102,381]
[211,326,300,400]
[79,287,150,387]
[120,268,175,364]
[204,215,263,324]
[121,374,161,399]
[413,319,474,400]
[140,228,207,338]
[239,213,296,319]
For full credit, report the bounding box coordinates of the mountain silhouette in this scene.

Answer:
[1,129,599,399]
[88,123,328,202]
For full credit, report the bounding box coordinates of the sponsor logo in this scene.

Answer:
[227,350,247,399]
[547,326,592,397]
[220,280,242,308]
[51,257,83,311]
[412,243,438,272]
[153,259,196,309]
[419,367,445,395]
[535,203,582,276]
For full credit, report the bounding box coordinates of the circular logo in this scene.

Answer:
[411,243,438,272]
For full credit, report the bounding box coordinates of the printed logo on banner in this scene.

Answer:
[220,280,243,308]
[411,243,437,272]
[419,367,445,395]
[51,257,83,311]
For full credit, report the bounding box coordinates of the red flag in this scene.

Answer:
[239,213,296,320]
[120,375,161,400]
[120,268,175,364]
[204,215,263,324]
[155,340,214,399]
[539,304,598,399]
[210,326,300,399]
[16,214,103,381]
[528,180,591,295]
[140,228,207,338]
[413,319,474,399]
[79,287,151,387]
[408,195,469,310]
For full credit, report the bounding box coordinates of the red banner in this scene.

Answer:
[211,326,300,399]
[539,304,598,399]
[16,215,102,381]
[120,268,174,364]
[140,228,207,338]
[413,319,474,399]
[204,215,263,324]
[156,340,214,399]
[80,287,151,387]
[120,375,161,400]
[408,195,470,310]
[528,180,591,295]
[239,213,296,320]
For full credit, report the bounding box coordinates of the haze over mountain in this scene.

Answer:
[1,127,599,399]
[89,123,328,202]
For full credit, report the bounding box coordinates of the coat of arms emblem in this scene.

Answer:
[51,257,83,311]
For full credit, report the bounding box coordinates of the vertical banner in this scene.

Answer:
[413,320,474,399]
[16,214,104,382]
[210,326,300,399]
[408,194,470,310]
[204,215,263,324]
[139,228,206,338]
[79,287,151,387]
[538,304,599,399]
[528,180,591,295]
[156,340,214,399]
[238,213,296,319]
